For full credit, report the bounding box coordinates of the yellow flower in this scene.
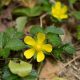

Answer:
[51,1,68,20]
[24,32,52,62]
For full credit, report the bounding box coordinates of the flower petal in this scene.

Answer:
[37,32,45,43]
[24,36,35,46]
[60,14,68,19]
[24,48,35,59]
[42,44,52,52]
[61,6,68,14]
[37,51,45,62]
[55,2,61,10]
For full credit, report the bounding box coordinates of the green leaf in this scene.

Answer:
[13,6,42,17]
[15,32,24,39]
[5,28,24,40]
[45,26,64,35]
[0,32,5,48]
[53,48,63,60]
[0,48,10,58]
[5,39,26,51]
[76,25,80,40]
[8,60,32,77]
[69,0,76,4]
[30,25,44,35]
[23,70,37,80]
[63,44,76,54]
[16,17,27,32]
[2,66,21,80]
[73,11,80,20]
[40,0,51,12]
[47,33,62,46]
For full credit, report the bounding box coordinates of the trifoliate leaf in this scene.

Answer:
[30,25,44,35]
[5,28,24,40]
[73,11,80,20]
[0,48,10,58]
[5,39,26,51]
[16,17,27,32]
[45,26,64,35]
[47,33,62,46]
[63,44,76,54]
[8,60,32,77]
[13,6,42,17]
[53,48,63,60]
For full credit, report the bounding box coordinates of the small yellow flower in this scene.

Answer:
[51,1,68,20]
[24,32,52,62]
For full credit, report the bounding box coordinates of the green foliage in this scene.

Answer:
[13,0,52,16]
[45,26,64,35]
[2,65,37,80]
[38,0,51,12]
[69,0,76,4]
[0,0,77,80]
[0,32,5,48]
[2,66,21,80]
[76,25,80,40]
[23,70,38,80]
[30,26,64,35]
[47,33,62,47]
[8,60,32,77]
[63,44,76,54]
[30,25,44,35]
[13,6,42,17]
[53,47,63,59]
[0,48,10,58]
[73,11,80,20]
[4,28,25,51]
[52,43,76,59]
[5,39,25,51]
[0,27,25,58]
[5,28,24,40]
[16,16,27,32]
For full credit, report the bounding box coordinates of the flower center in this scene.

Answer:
[35,44,42,51]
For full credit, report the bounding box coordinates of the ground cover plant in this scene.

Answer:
[0,0,80,80]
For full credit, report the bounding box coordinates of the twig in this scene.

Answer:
[49,0,56,4]
[40,13,48,27]
[71,65,78,71]
[72,73,80,80]
[63,55,80,68]
[37,62,44,75]
[37,62,44,80]
[58,54,80,75]
[29,58,33,63]
[43,54,80,77]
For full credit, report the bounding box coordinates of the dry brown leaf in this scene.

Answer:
[18,0,37,8]
[60,24,72,44]
[39,59,64,80]
[24,25,32,35]
[1,0,11,5]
